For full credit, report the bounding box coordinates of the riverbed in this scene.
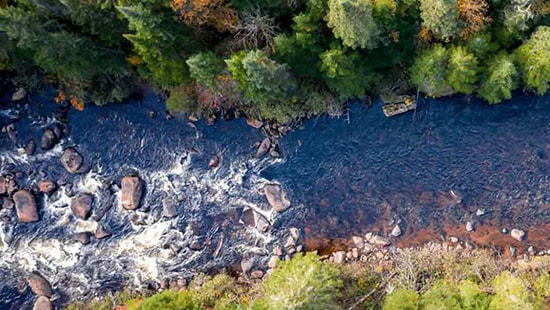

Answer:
[0,91,548,308]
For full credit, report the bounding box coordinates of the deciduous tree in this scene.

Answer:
[516,26,550,95]
[410,45,454,97]
[170,0,238,33]
[446,46,479,94]
[477,52,519,104]
[326,0,381,49]
[420,0,460,41]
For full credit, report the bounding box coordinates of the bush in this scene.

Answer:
[382,289,420,310]
[489,271,535,310]
[458,280,490,310]
[166,85,200,115]
[420,280,462,310]
[136,290,198,310]
[263,252,342,309]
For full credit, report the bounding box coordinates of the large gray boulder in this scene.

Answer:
[14,190,39,222]
[60,147,83,174]
[121,176,143,210]
[28,272,53,297]
[264,184,291,212]
[40,129,58,151]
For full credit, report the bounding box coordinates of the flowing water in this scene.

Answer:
[0,90,549,308]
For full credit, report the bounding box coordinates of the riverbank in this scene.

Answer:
[65,241,550,310]
[0,90,548,308]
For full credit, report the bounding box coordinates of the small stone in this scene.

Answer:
[121,175,144,210]
[284,236,295,248]
[352,248,359,259]
[241,258,253,275]
[70,193,93,220]
[74,232,91,245]
[60,147,83,174]
[256,138,271,158]
[273,245,283,256]
[476,208,485,216]
[501,228,508,234]
[38,180,57,195]
[466,221,474,232]
[246,119,263,129]
[510,246,517,257]
[28,272,53,297]
[528,246,536,256]
[162,197,177,218]
[12,88,27,101]
[511,229,525,241]
[352,236,364,249]
[296,245,303,252]
[268,256,279,269]
[289,227,300,241]
[372,235,391,246]
[190,240,201,251]
[14,190,39,223]
[364,243,373,253]
[2,197,14,209]
[333,251,346,264]
[250,270,264,280]
[539,250,547,256]
[208,155,220,168]
[364,232,373,242]
[33,296,53,310]
[287,247,296,255]
[391,225,402,237]
[95,225,111,239]
[449,236,459,243]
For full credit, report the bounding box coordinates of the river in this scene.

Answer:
[0,90,548,308]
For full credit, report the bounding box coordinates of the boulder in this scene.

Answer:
[40,129,58,151]
[74,232,91,245]
[60,147,83,174]
[264,184,291,212]
[372,235,391,246]
[208,155,220,169]
[95,224,111,239]
[246,119,264,129]
[121,176,143,210]
[511,229,525,242]
[352,236,364,249]
[0,177,5,195]
[14,190,39,222]
[2,197,14,209]
[391,225,402,237]
[28,272,53,297]
[24,139,36,156]
[33,296,53,310]
[38,180,57,195]
[255,138,271,158]
[162,197,177,218]
[70,193,93,220]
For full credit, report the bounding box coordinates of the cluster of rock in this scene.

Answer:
[328,233,394,265]
[27,272,54,310]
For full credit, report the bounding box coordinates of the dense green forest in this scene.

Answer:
[0,0,549,122]
[68,250,550,310]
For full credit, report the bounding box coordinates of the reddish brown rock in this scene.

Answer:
[121,176,143,210]
[2,197,14,209]
[40,128,58,151]
[0,177,5,195]
[264,184,291,212]
[33,296,53,310]
[60,147,83,174]
[70,193,93,220]
[74,232,91,244]
[246,118,263,129]
[13,190,39,222]
[28,272,53,297]
[38,180,57,195]
[95,224,111,239]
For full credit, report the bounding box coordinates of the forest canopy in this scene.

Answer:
[0,0,548,121]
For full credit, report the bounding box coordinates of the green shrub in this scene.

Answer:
[382,289,420,310]
[166,85,200,115]
[489,271,535,310]
[420,281,462,310]
[136,290,198,310]
[458,280,490,310]
[263,252,342,309]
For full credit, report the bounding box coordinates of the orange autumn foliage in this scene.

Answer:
[170,0,239,33]
[418,27,433,43]
[70,96,85,111]
[54,90,66,103]
[535,0,550,16]
[458,0,491,39]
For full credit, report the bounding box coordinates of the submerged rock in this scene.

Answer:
[38,180,57,195]
[74,232,91,244]
[264,184,291,212]
[70,193,93,220]
[11,88,27,101]
[40,129,58,151]
[24,139,36,156]
[33,296,53,310]
[28,272,53,297]
[60,147,83,174]
[14,190,39,222]
[95,224,111,239]
[208,155,220,169]
[121,176,143,210]
[162,197,177,218]
[2,197,14,209]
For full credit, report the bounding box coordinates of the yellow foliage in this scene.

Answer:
[70,96,85,111]
[418,27,433,43]
[0,0,7,8]
[170,0,239,33]
[535,0,550,15]
[54,90,66,103]
[458,0,491,39]
[126,55,140,66]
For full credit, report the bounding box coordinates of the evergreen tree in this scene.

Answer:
[516,26,550,95]
[326,0,381,49]
[477,52,519,104]
[446,45,479,94]
[420,0,460,41]
[410,45,454,97]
